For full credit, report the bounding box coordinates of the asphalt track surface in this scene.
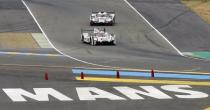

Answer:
[23,0,210,72]
[24,0,179,67]
[0,65,210,110]
[0,0,40,32]
[128,0,210,52]
[1,0,210,110]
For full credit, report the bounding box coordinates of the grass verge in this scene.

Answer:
[182,0,210,24]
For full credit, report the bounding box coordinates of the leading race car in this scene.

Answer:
[81,28,116,46]
[90,11,115,26]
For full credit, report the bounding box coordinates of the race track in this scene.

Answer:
[23,0,181,68]
[22,0,210,72]
[1,0,210,110]
[128,0,210,52]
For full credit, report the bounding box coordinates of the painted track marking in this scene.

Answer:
[72,69,210,80]
[73,67,210,75]
[0,51,63,57]
[76,76,210,86]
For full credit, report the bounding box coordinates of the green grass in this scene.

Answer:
[191,52,210,59]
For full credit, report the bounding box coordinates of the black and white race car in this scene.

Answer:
[81,28,116,46]
[90,11,115,26]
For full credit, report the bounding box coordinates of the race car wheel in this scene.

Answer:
[109,21,114,26]
[90,38,92,45]
[90,21,94,26]
[112,18,115,25]
[112,40,116,45]
[81,35,84,42]
[93,40,97,45]
[90,37,95,46]
[92,39,97,46]
[109,22,113,26]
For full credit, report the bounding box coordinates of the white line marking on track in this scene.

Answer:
[22,0,112,68]
[123,0,184,56]
[0,64,70,68]
[0,51,63,57]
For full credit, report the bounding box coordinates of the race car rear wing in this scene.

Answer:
[81,28,106,33]
[91,10,115,14]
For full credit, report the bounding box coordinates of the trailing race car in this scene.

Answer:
[90,11,115,26]
[81,28,116,46]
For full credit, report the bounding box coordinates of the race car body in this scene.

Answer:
[81,28,116,45]
[90,11,115,26]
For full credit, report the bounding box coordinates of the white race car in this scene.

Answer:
[90,11,115,26]
[81,28,116,46]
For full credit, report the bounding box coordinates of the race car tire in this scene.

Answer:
[112,17,115,25]
[112,40,116,45]
[90,37,96,46]
[109,21,114,26]
[108,22,112,26]
[90,38,92,45]
[111,22,114,26]
[90,21,94,26]
[81,35,84,42]
[93,40,97,46]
